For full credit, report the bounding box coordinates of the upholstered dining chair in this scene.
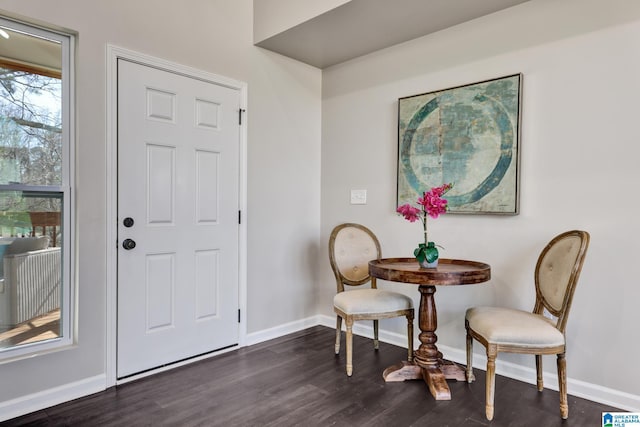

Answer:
[329,223,414,376]
[465,230,590,421]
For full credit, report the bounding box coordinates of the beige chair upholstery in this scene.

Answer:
[329,223,414,376]
[465,230,590,420]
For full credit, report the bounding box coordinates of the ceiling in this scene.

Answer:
[0,26,61,74]
[255,0,530,69]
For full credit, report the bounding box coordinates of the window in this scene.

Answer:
[0,17,74,358]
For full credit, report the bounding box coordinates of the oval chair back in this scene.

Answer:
[329,223,381,292]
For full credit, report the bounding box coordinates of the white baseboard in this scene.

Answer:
[246,315,323,346]
[0,374,106,422]
[317,314,640,412]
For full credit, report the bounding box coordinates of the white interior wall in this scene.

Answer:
[247,49,321,332]
[0,0,321,415]
[321,0,640,408]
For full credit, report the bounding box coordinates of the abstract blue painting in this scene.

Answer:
[397,74,521,214]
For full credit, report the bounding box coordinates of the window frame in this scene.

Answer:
[0,16,75,361]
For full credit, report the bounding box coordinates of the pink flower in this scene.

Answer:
[429,183,452,198]
[396,204,420,222]
[397,183,453,243]
[417,188,449,218]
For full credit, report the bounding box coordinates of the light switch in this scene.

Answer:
[350,189,367,205]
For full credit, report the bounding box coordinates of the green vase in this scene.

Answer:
[415,241,439,269]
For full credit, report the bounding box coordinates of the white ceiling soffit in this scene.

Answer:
[0,27,61,74]
[255,0,530,69]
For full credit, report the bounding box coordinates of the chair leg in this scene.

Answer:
[407,312,414,362]
[535,354,544,391]
[485,346,497,421]
[465,328,474,383]
[335,316,342,354]
[373,319,379,350]
[558,353,568,419]
[346,317,354,376]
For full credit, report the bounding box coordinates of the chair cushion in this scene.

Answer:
[334,289,413,315]
[465,306,565,348]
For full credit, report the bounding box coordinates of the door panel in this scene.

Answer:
[117,59,240,378]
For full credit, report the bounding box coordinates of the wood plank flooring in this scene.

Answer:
[2,326,621,426]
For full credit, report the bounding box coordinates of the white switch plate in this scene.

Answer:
[350,189,367,204]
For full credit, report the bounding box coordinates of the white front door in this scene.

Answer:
[117,59,240,378]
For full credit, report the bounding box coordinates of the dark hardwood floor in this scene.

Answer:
[3,326,620,426]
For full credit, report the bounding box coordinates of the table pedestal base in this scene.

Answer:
[383,360,469,400]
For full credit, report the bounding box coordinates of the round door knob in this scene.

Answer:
[122,239,136,250]
[123,217,135,228]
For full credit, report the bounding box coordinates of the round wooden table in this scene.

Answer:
[369,257,491,400]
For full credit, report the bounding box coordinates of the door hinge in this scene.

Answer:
[238,309,241,323]
[238,108,245,125]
